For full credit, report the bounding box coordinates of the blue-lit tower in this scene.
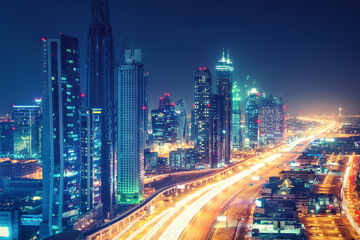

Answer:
[87,0,116,217]
[117,49,145,204]
[232,82,242,150]
[40,34,81,238]
[12,105,41,159]
[216,50,233,163]
[194,68,212,164]
[245,88,263,147]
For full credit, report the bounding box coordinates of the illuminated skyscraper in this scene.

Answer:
[12,105,41,159]
[258,97,285,145]
[144,72,150,148]
[216,50,233,163]
[232,82,242,150]
[194,68,212,164]
[175,98,188,144]
[0,117,14,157]
[117,49,145,204]
[80,108,102,214]
[245,88,263,147]
[40,34,81,238]
[87,0,116,217]
[151,94,180,146]
[210,94,224,167]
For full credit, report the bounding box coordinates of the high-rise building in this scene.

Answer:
[12,105,41,159]
[151,94,180,146]
[40,34,81,238]
[232,81,242,150]
[210,94,225,168]
[117,49,145,204]
[87,0,116,217]
[216,50,233,163]
[245,88,263,147]
[194,68,212,164]
[0,117,14,157]
[174,98,188,144]
[144,72,150,149]
[80,108,102,214]
[258,97,285,145]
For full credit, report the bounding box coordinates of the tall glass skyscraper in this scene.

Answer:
[245,88,263,148]
[40,34,81,238]
[80,108,102,214]
[216,50,233,163]
[117,49,145,204]
[232,82,242,150]
[12,105,41,159]
[210,94,224,168]
[194,68,212,164]
[87,0,116,217]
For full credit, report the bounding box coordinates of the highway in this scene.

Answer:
[110,121,336,240]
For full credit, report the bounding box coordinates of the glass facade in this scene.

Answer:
[80,108,102,214]
[232,82,242,150]
[12,105,41,159]
[194,68,212,164]
[41,34,81,237]
[245,88,263,147]
[216,50,233,163]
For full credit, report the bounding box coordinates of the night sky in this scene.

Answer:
[1,0,360,115]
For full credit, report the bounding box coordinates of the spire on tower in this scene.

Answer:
[91,0,110,24]
[220,48,226,63]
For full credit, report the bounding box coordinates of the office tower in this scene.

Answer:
[194,68,212,164]
[258,97,285,145]
[232,82,242,150]
[12,105,41,159]
[174,98,188,144]
[190,109,195,142]
[245,88,263,148]
[40,34,81,238]
[144,72,150,148]
[0,118,14,157]
[87,0,116,217]
[117,49,145,204]
[216,50,233,163]
[80,108,102,214]
[151,94,180,146]
[210,94,225,168]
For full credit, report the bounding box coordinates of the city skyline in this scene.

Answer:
[1,1,360,115]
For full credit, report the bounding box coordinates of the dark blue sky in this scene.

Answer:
[1,0,360,115]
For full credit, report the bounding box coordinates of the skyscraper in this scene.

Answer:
[194,68,212,164]
[232,82,242,150]
[80,108,102,214]
[40,34,81,238]
[210,94,224,168]
[151,94,180,146]
[144,72,150,149]
[258,96,285,145]
[117,49,145,204]
[0,117,14,157]
[216,50,233,163]
[245,88,263,148]
[87,0,116,217]
[12,105,41,159]
[174,98,188,144]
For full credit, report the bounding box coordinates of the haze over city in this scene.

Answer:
[1,0,360,114]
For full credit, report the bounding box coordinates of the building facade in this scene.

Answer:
[194,68,212,164]
[117,49,145,205]
[12,105,41,159]
[245,88,263,148]
[40,34,81,238]
[232,82,242,150]
[258,96,285,145]
[80,108,102,214]
[216,50,233,163]
[210,94,225,168]
[87,0,116,217]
